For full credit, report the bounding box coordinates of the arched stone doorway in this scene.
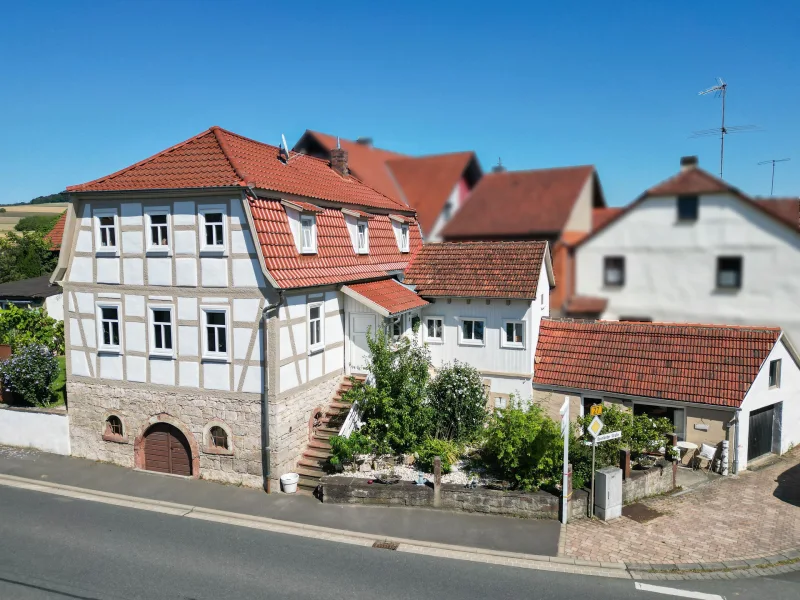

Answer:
[134,414,199,477]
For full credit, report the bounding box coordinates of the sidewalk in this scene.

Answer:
[0,445,560,557]
[565,447,800,565]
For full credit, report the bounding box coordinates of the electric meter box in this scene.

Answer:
[594,466,622,521]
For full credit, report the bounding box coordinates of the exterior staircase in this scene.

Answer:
[296,374,366,494]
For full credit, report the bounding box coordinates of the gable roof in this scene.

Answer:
[754,198,799,231]
[533,319,781,408]
[68,127,407,212]
[404,241,551,299]
[576,166,800,248]
[44,211,67,251]
[441,165,600,240]
[342,279,428,316]
[294,131,407,202]
[0,275,61,300]
[248,198,422,289]
[592,207,624,231]
[386,152,478,237]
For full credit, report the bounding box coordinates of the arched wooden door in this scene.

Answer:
[143,423,192,476]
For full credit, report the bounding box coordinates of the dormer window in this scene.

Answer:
[301,216,317,254]
[400,224,409,252]
[357,221,369,254]
[677,195,699,222]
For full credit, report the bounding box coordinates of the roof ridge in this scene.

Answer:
[433,240,548,246]
[386,150,475,164]
[543,317,781,333]
[66,127,227,192]
[307,130,409,157]
[485,164,594,177]
[211,127,249,185]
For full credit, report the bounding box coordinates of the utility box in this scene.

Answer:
[594,466,622,521]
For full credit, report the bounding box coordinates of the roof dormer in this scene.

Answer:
[389,214,412,253]
[342,208,375,255]
[282,200,323,255]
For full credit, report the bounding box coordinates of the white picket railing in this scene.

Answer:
[337,372,373,438]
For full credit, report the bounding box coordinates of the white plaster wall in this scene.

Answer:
[44,293,64,321]
[0,409,70,455]
[575,194,800,343]
[562,174,594,233]
[738,338,800,469]
[428,179,467,242]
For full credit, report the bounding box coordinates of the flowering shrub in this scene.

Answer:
[0,305,64,354]
[428,360,488,443]
[0,343,58,407]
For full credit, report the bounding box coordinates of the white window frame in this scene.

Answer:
[145,207,172,254]
[301,215,317,254]
[400,223,410,253]
[424,316,444,344]
[502,319,525,349]
[148,304,176,358]
[96,302,123,354]
[201,306,230,361]
[769,359,781,389]
[308,301,324,353]
[458,318,486,346]
[199,205,227,253]
[356,220,369,254]
[94,208,119,255]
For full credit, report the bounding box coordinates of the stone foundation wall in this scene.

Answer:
[623,459,676,504]
[320,476,589,520]
[268,371,342,487]
[68,380,264,488]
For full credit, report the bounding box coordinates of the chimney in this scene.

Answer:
[330,148,349,176]
[680,155,698,171]
[356,137,373,147]
[492,158,506,174]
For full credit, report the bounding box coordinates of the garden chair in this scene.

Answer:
[695,443,717,472]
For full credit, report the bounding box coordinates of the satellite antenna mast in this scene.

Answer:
[757,158,791,195]
[694,78,757,179]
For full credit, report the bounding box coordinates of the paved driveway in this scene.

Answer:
[565,448,800,563]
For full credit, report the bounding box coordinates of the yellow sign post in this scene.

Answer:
[590,404,603,417]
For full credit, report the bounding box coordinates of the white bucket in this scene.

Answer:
[280,472,300,494]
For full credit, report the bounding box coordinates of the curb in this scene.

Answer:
[625,550,800,580]
[0,473,627,578]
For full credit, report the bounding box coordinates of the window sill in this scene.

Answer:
[713,286,741,295]
[201,354,231,364]
[301,249,318,255]
[424,338,444,345]
[149,352,176,360]
[203,445,234,456]
[199,247,228,256]
[96,249,120,257]
[145,248,173,257]
[97,348,122,356]
[501,344,525,350]
[308,345,324,356]
[102,433,128,444]
[602,284,624,290]
[357,250,369,255]
[458,340,485,347]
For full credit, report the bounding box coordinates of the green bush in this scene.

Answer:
[0,304,64,354]
[0,231,59,284]
[0,207,6,213]
[428,360,488,443]
[349,328,433,453]
[414,438,460,473]
[0,343,59,407]
[483,399,562,491]
[14,214,61,234]
[329,431,374,466]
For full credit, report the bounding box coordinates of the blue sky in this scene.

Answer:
[1,1,798,205]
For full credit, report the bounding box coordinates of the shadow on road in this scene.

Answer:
[773,461,800,507]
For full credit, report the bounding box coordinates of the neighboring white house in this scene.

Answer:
[532,318,800,473]
[571,156,800,343]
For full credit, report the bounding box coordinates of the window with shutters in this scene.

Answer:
[149,306,174,357]
[97,303,122,353]
[308,302,324,353]
[202,307,229,360]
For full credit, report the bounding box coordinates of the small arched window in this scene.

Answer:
[106,416,123,437]
[210,426,228,450]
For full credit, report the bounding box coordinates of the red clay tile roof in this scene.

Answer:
[533,319,781,408]
[281,200,324,214]
[344,279,428,316]
[592,207,624,231]
[404,241,550,299]
[68,127,408,212]
[44,211,67,251]
[647,167,734,196]
[386,152,476,237]
[560,230,588,247]
[248,198,422,289]
[441,166,597,240]
[754,198,799,231]
[298,131,407,201]
[564,296,608,315]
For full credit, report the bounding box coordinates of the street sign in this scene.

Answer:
[587,416,604,438]
[590,404,603,416]
[595,430,622,443]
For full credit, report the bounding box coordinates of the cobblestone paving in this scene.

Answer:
[565,448,800,564]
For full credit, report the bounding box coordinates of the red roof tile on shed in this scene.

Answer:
[533,319,781,408]
[44,211,67,251]
[404,241,549,299]
[344,279,428,316]
[441,166,596,239]
[68,127,407,212]
[248,198,422,289]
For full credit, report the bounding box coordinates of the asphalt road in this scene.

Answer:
[0,485,798,600]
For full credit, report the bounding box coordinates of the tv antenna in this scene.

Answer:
[757,158,791,195]
[692,78,757,179]
[281,134,291,162]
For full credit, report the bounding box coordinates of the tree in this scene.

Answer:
[428,360,488,442]
[14,213,61,234]
[0,231,58,283]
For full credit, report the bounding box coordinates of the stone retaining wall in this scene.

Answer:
[623,459,676,504]
[320,476,589,520]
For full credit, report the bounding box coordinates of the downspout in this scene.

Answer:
[732,410,741,475]
[260,291,284,492]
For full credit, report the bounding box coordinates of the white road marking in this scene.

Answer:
[635,582,725,600]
